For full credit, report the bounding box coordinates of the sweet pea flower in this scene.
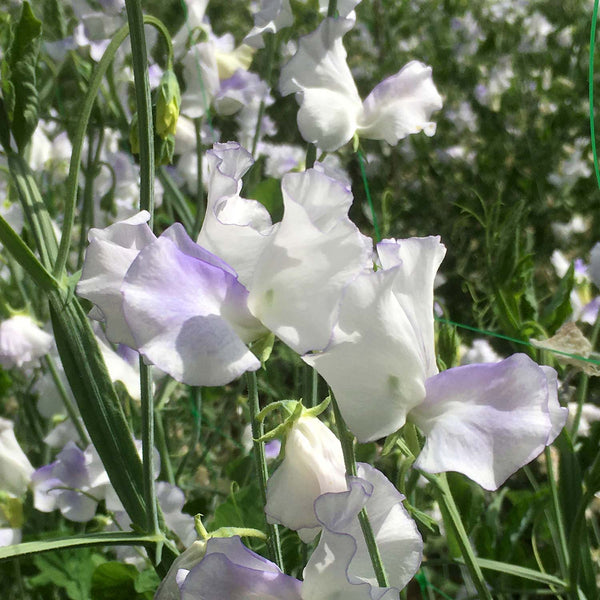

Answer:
[0,315,53,369]
[199,142,372,355]
[306,237,568,490]
[279,18,442,151]
[0,418,34,497]
[171,464,422,600]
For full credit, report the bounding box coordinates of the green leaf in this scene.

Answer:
[2,1,41,152]
[0,532,162,561]
[464,557,567,589]
[31,549,106,600]
[91,562,139,600]
[134,569,161,596]
[540,263,574,334]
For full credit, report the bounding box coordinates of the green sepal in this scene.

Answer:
[250,332,275,367]
[0,495,24,529]
[404,503,440,535]
[209,527,267,541]
[254,400,303,444]
[302,395,330,419]
[156,133,175,166]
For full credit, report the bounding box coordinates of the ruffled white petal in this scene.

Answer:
[279,18,362,151]
[77,211,155,348]
[411,354,568,490]
[305,238,444,442]
[244,0,294,49]
[249,169,372,354]
[302,463,422,600]
[198,142,277,287]
[358,61,443,144]
[0,315,53,369]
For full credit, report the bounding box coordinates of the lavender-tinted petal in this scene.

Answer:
[411,354,567,490]
[122,235,260,386]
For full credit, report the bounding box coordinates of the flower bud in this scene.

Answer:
[265,415,347,542]
[156,70,181,139]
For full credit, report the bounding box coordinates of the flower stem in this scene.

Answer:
[125,0,159,543]
[331,395,389,587]
[246,371,284,571]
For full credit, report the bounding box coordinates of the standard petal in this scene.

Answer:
[198,143,277,286]
[411,354,566,490]
[358,61,443,144]
[302,463,422,600]
[249,169,372,354]
[244,0,294,49]
[279,18,362,151]
[77,211,155,348]
[265,416,347,542]
[180,537,302,600]
[121,227,262,386]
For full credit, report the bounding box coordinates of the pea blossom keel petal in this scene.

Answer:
[410,354,568,490]
[179,537,302,600]
[302,463,423,600]
[121,225,262,386]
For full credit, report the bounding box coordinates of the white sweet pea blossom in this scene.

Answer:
[0,417,34,497]
[200,142,372,355]
[0,315,54,369]
[306,237,568,490]
[265,415,347,541]
[279,18,442,151]
[171,463,422,600]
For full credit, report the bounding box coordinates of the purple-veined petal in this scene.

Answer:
[198,143,277,286]
[279,18,362,151]
[358,61,442,144]
[411,354,568,490]
[77,211,155,348]
[305,237,445,442]
[265,416,347,542]
[249,169,372,354]
[302,463,422,600]
[179,537,302,600]
[122,226,262,386]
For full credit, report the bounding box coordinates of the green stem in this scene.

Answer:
[155,408,175,485]
[306,144,317,169]
[423,473,493,600]
[246,371,284,570]
[251,34,277,157]
[191,117,205,238]
[357,150,381,242]
[331,395,389,587]
[327,0,338,17]
[139,357,159,536]
[54,14,172,277]
[44,355,90,446]
[158,167,195,232]
[544,446,569,579]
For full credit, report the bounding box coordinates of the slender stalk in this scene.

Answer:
[191,117,205,238]
[44,355,90,446]
[158,167,194,232]
[154,409,175,485]
[251,34,277,157]
[327,0,338,17]
[331,395,389,587]
[175,387,202,483]
[589,0,600,190]
[54,15,171,277]
[357,150,381,242]
[246,371,284,570]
